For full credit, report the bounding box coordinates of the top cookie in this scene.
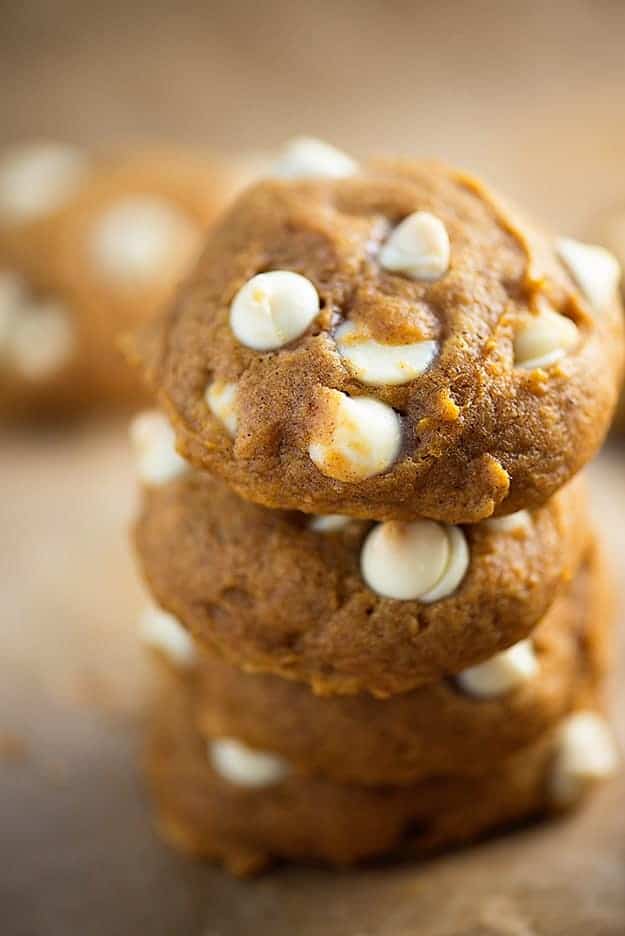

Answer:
[134,145,624,522]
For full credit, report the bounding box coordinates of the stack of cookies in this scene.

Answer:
[129,139,623,875]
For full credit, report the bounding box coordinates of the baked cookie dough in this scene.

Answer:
[134,465,589,696]
[592,207,625,432]
[187,549,609,785]
[0,142,238,417]
[130,151,624,522]
[145,660,618,875]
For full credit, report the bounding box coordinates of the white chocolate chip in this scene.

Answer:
[0,272,25,348]
[230,270,320,351]
[598,211,625,273]
[271,137,358,180]
[0,143,88,222]
[0,270,24,306]
[139,606,196,666]
[550,712,620,807]
[557,237,621,311]
[205,380,238,437]
[9,299,75,380]
[308,389,401,482]
[362,521,448,600]
[210,738,289,788]
[334,321,437,386]
[457,639,538,698]
[514,304,579,370]
[361,520,468,601]
[485,510,532,534]
[129,410,188,486]
[308,514,352,532]
[90,196,199,286]
[0,271,75,379]
[419,524,470,603]
[379,211,450,280]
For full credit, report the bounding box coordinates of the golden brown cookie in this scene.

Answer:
[591,206,625,432]
[0,142,239,417]
[145,660,617,875]
[130,156,624,522]
[134,468,589,695]
[189,549,608,785]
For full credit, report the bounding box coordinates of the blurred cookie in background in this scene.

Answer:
[0,142,243,419]
[593,207,625,432]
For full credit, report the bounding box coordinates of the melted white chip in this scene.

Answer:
[557,237,621,312]
[550,712,620,807]
[129,410,188,485]
[90,196,198,286]
[205,380,238,437]
[210,738,289,788]
[379,211,450,280]
[308,389,401,482]
[335,320,437,386]
[485,510,532,534]
[0,143,88,222]
[139,606,196,666]
[230,270,319,351]
[361,520,468,601]
[271,137,358,180]
[457,639,538,698]
[308,514,352,532]
[514,303,579,370]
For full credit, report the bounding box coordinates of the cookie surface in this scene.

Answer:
[145,660,609,875]
[593,207,625,433]
[132,160,624,522]
[134,469,589,695]
[0,144,235,417]
[190,550,608,785]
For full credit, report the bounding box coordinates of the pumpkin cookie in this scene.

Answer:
[130,150,624,522]
[133,459,589,696]
[145,660,617,875]
[0,142,238,417]
[184,549,608,785]
[593,206,625,432]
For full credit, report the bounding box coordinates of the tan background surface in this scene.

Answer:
[3,0,625,236]
[1,1,625,933]
[2,425,624,936]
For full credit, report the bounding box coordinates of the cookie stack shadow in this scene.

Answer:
[127,145,623,875]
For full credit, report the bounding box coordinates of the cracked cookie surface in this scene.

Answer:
[131,160,624,521]
[189,549,609,785]
[134,469,589,695]
[145,650,612,875]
